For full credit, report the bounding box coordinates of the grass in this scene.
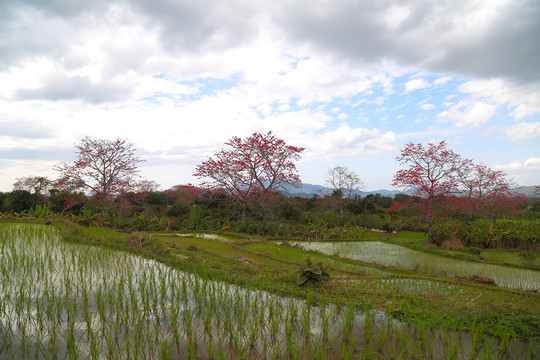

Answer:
[480,249,540,269]
[243,241,396,276]
[1,220,539,359]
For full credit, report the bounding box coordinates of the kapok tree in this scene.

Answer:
[392,141,463,245]
[194,148,255,221]
[54,137,144,214]
[194,131,304,223]
[455,162,516,222]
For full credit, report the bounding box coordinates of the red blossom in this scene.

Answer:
[54,137,144,214]
[454,162,516,220]
[392,141,463,245]
[194,131,304,222]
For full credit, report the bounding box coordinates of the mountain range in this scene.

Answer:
[281,184,539,199]
[280,183,409,198]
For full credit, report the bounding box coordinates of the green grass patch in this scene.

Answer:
[243,241,397,277]
[480,249,540,270]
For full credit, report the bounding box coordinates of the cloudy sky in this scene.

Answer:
[1,0,539,192]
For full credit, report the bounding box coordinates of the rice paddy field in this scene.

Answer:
[282,241,540,291]
[1,222,539,359]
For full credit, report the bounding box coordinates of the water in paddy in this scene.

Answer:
[175,233,230,241]
[0,223,536,359]
[287,241,540,291]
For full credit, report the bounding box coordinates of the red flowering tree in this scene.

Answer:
[194,131,305,223]
[194,148,254,221]
[392,141,463,245]
[54,137,144,214]
[455,162,516,222]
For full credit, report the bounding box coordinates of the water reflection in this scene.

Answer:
[286,241,540,291]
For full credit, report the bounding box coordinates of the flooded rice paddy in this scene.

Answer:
[286,241,540,291]
[0,223,538,359]
[175,233,230,242]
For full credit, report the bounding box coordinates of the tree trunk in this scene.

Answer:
[263,207,269,228]
[426,221,435,245]
[241,202,247,223]
[425,196,435,245]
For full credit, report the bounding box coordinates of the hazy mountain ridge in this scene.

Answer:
[509,186,540,198]
[281,184,539,199]
[280,183,410,198]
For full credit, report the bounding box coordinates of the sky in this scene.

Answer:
[0,0,539,192]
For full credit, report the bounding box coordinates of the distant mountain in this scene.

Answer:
[358,189,405,197]
[282,183,329,197]
[510,186,539,198]
[281,183,539,199]
[280,183,408,198]
[181,183,537,199]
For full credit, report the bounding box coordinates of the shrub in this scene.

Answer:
[432,218,467,246]
[165,203,190,217]
[464,218,540,249]
[297,257,330,286]
[5,190,44,213]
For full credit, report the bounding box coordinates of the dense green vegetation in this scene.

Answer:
[1,185,538,248]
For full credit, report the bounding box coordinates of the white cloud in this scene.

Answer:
[420,103,435,110]
[458,79,540,121]
[301,125,398,161]
[0,0,539,191]
[383,6,410,30]
[434,76,452,86]
[511,100,540,121]
[494,158,540,171]
[506,122,540,142]
[525,158,540,168]
[370,97,386,106]
[437,101,496,127]
[491,157,540,186]
[404,78,429,92]
[0,160,60,192]
[259,110,331,134]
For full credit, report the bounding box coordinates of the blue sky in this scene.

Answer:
[0,0,539,192]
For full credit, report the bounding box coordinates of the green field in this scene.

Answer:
[1,221,539,359]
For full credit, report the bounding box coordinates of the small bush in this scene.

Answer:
[297,257,330,286]
[165,204,190,217]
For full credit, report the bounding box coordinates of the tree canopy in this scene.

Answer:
[54,137,144,213]
[326,165,364,198]
[194,131,304,222]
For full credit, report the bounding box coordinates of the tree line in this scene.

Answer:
[1,133,538,248]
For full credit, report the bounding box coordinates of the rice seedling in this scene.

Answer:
[289,240,540,291]
[375,316,389,354]
[0,223,537,359]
